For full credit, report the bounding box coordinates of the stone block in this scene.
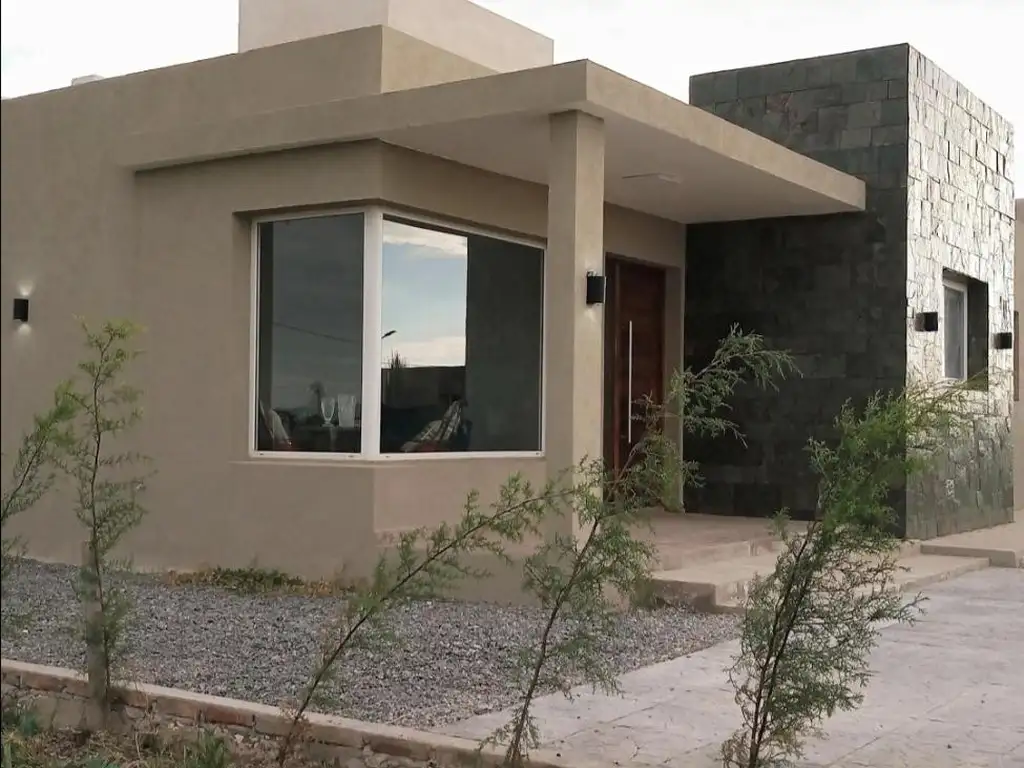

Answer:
[199,701,256,728]
[854,45,909,82]
[818,105,849,133]
[888,77,909,99]
[806,61,832,88]
[687,75,715,106]
[711,71,738,102]
[881,97,909,126]
[847,100,883,129]
[736,68,764,99]
[827,53,859,84]
[18,667,76,694]
[872,125,906,147]
[762,61,808,93]
[841,80,889,105]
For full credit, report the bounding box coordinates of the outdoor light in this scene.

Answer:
[993,331,1013,350]
[585,272,606,306]
[12,297,29,323]
[914,311,938,332]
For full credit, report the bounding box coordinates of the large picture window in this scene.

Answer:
[253,209,544,457]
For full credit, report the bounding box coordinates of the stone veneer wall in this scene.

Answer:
[687,45,1015,536]
[903,48,1015,536]
[685,46,912,524]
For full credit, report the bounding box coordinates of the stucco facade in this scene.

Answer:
[1,5,863,590]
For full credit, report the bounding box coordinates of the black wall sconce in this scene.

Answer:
[585,272,606,306]
[993,331,1013,350]
[12,297,29,323]
[914,311,938,332]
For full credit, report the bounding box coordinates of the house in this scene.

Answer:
[1,0,1015,595]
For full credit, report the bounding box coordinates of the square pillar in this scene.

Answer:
[544,110,606,523]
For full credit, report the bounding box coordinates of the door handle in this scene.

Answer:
[627,320,634,443]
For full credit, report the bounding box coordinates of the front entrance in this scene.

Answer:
[603,256,666,478]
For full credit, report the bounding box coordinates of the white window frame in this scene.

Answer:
[248,206,547,461]
[942,275,968,381]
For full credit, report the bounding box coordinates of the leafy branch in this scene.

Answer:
[723,382,970,767]
[1,383,79,637]
[495,326,796,766]
[276,475,571,765]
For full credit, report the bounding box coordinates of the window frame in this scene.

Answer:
[942,275,969,382]
[248,206,548,461]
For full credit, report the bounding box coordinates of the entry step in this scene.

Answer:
[650,552,991,614]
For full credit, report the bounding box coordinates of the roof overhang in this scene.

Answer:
[116,60,866,224]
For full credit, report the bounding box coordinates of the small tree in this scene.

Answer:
[64,319,150,716]
[723,383,968,768]
[495,327,797,767]
[276,475,569,765]
[1,383,79,636]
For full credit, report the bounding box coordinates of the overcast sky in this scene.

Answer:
[1,0,1019,187]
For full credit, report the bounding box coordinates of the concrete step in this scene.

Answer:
[651,534,784,571]
[651,550,990,614]
[919,521,1023,568]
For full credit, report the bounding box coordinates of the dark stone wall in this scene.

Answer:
[685,44,1015,537]
[684,46,913,526]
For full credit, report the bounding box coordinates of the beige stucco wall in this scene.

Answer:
[1015,198,1023,514]
[239,0,554,75]
[0,30,685,582]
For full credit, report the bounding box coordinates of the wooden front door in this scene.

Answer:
[603,256,666,478]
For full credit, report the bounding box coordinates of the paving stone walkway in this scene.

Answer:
[441,568,1024,767]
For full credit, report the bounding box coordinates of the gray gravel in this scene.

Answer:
[1,559,738,729]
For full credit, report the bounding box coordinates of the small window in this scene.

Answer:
[943,277,967,380]
[941,270,989,388]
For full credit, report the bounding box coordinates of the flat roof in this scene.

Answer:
[117,59,866,224]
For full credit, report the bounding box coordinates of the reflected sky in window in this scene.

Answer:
[382,219,468,369]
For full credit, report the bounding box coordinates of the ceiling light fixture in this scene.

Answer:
[621,172,682,185]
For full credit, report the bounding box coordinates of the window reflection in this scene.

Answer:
[943,282,966,380]
[255,214,364,453]
[380,217,543,453]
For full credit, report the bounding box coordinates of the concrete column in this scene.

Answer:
[544,110,606,528]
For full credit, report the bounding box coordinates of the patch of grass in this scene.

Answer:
[164,566,349,597]
[1,724,247,768]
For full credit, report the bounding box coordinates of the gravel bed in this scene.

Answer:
[1,559,738,729]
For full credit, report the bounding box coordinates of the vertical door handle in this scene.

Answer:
[627,320,634,443]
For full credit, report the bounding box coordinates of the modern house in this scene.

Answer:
[1,0,1015,591]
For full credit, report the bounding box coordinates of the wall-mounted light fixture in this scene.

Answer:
[914,311,938,332]
[12,297,29,323]
[585,272,606,306]
[993,331,1013,350]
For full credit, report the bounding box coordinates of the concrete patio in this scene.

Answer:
[441,567,1024,767]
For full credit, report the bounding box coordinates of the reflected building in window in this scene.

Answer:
[379,217,543,454]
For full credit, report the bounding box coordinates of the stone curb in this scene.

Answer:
[0,658,599,768]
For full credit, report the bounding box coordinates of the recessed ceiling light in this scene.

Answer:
[621,172,682,185]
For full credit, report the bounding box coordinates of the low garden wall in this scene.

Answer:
[0,659,590,768]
